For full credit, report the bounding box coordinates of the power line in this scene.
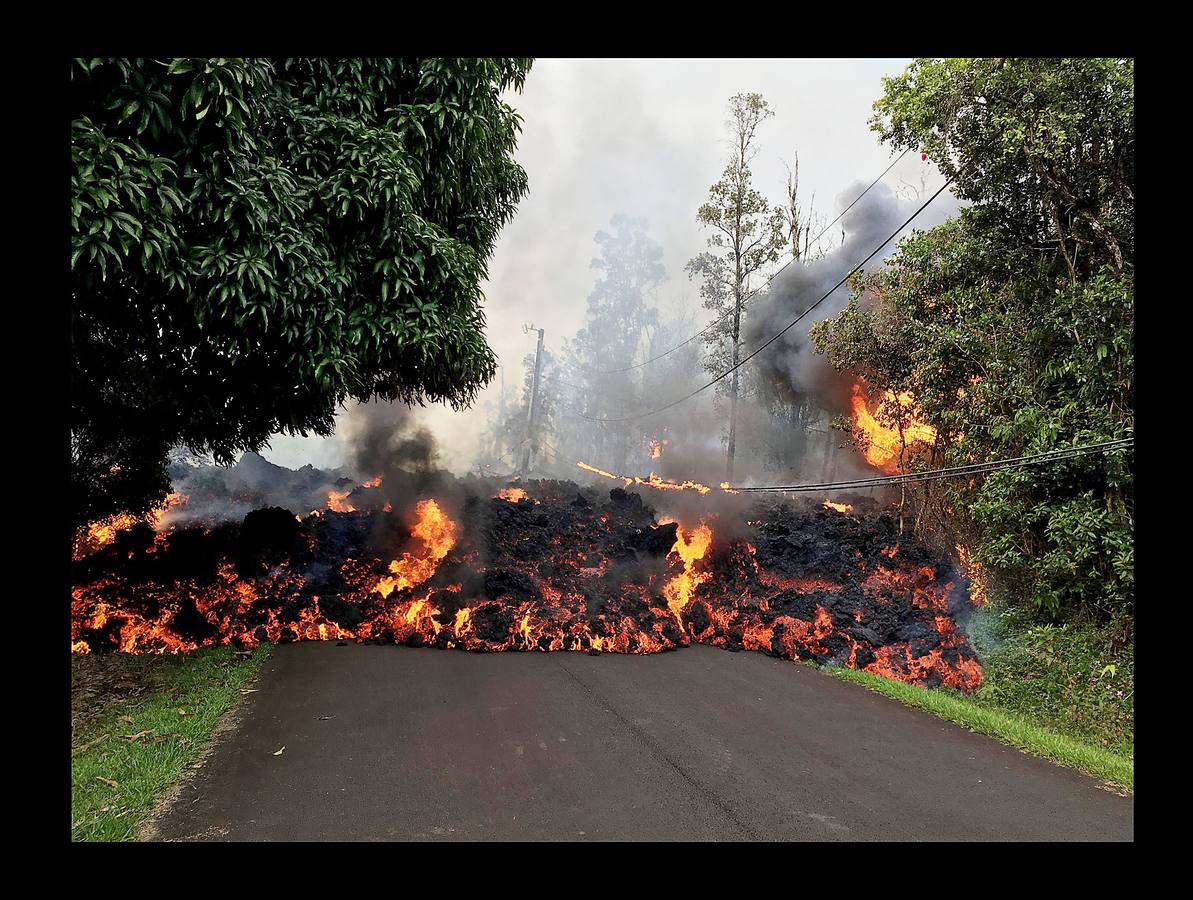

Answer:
[728,438,1133,494]
[580,177,953,424]
[594,148,912,376]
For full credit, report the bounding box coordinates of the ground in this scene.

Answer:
[137,643,1131,841]
[71,645,266,841]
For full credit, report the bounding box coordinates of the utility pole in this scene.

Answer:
[520,324,545,475]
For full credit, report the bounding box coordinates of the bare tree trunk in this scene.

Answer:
[726,272,742,482]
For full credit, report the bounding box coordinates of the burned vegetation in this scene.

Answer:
[72,469,984,692]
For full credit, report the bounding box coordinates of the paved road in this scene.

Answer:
[148,643,1133,841]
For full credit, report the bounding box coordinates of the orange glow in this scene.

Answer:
[661,521,714,621]
[956,544,989,607]
[647,438,668,460]
[362,475,383,489]
[375,499,457,598]
[850,381,937,473]
[497,487,529,502]
[327,488,356,513]
[823,500,853,513]
[577,461,717,495]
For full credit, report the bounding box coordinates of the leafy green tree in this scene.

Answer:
[71,57,532,525]
[812,58,1133,630]
[686,93,787,479]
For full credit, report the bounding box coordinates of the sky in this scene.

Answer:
[262,57,945,473]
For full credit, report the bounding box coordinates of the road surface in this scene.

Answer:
[147,643,1133,841]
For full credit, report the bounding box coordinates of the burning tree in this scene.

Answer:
[71,58,534,526]
[813,58,1134,628]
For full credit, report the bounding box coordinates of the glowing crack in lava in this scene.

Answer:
[497,487,530,502]
[71,484,983,691]
[850,381,937,473]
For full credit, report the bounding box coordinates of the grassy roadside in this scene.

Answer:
[71,644,269,841]
[826,603,1134,790]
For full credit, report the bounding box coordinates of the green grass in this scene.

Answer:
[824,603,1133,790]
[71,644,268,841]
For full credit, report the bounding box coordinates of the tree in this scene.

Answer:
[686,93,787,480]
[813,58,1133,629]
[564,215,665,473]
[71,57,533,525]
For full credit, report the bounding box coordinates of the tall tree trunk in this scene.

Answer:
[726,270,742,482]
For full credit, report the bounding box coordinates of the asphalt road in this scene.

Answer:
[148,643,1133,841]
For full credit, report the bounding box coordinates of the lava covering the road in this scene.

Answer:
[71,480,983,691]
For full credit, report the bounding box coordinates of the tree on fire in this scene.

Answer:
[811,58,1133,629]
[71,58,533,525]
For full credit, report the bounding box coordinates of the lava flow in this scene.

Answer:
[71,480,984,691]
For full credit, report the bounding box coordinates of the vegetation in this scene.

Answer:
[72,57,533,527]
[687,93,788,480]
[71,644,268,841]
[812,58,1134,630]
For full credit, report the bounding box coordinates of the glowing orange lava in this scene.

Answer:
[823,500,853,513]
[497,487,529,502]
[327,488,356,513]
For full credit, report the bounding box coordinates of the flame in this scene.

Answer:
[375,499,457,598]
[823,500,853,513]
[850,381,937,472]
[647,438,668,460]
[577,461,718,495]
[327,488,356,513]
[362,475,383,489]
[498,487,529,502]
[661,521,714,621]
[956,544,989,607]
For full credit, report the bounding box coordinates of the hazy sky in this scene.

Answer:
[263,57,942,472]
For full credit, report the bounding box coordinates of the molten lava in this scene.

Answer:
[71,483,983,692]
[850,381,937,473]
